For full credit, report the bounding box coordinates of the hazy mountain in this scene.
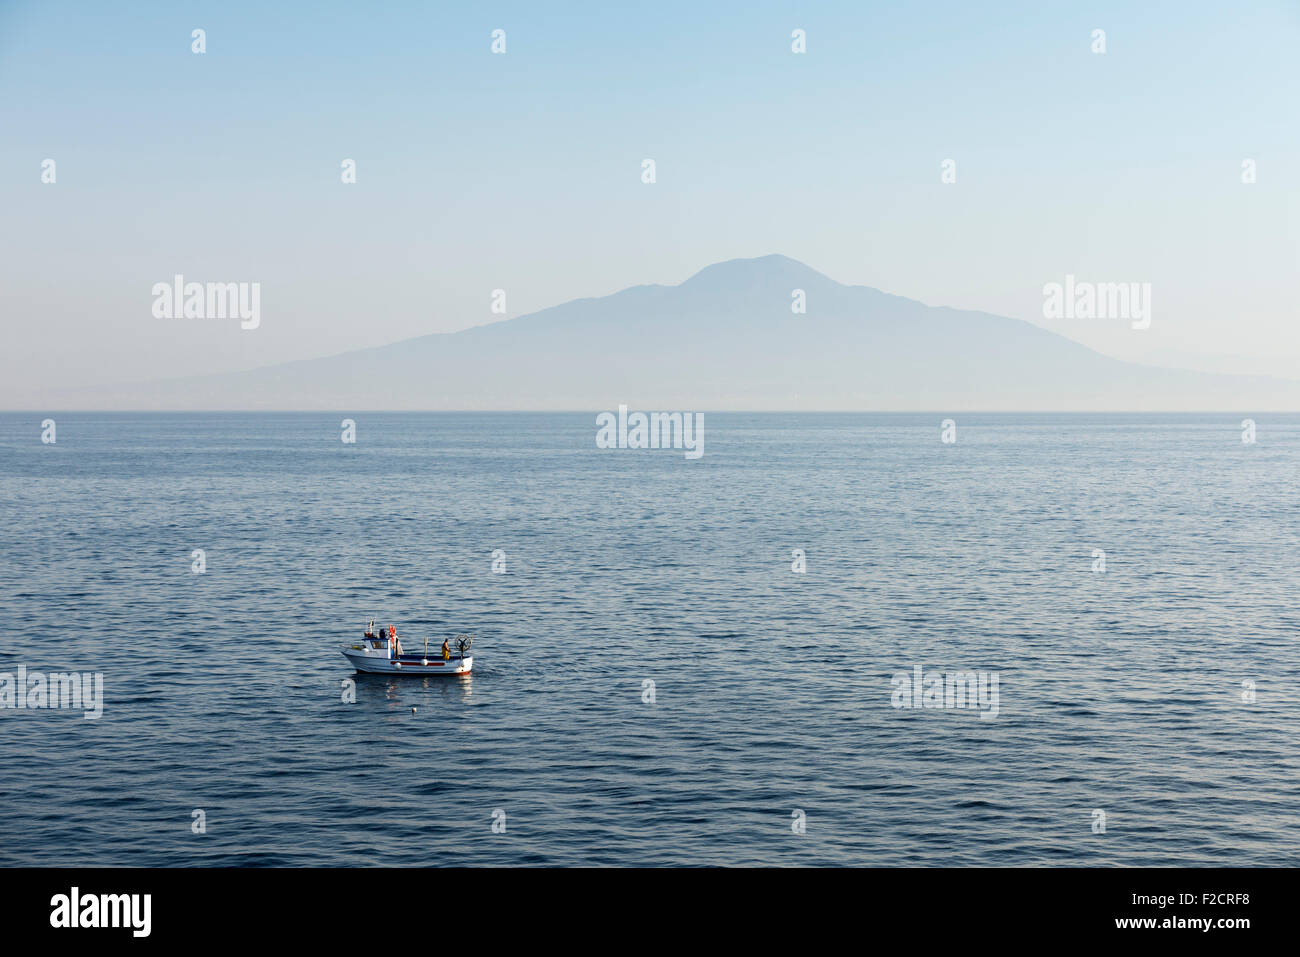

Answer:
[60,255,1300,410]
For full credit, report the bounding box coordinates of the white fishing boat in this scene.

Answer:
[342,622,474,675]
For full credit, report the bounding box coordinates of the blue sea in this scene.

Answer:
[1,412,1297,866]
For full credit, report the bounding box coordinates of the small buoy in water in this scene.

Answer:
[411,707,417,714]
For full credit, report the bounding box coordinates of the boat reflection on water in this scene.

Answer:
[354,670,474,706]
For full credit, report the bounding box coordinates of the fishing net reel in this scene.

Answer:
[455,634,473,655]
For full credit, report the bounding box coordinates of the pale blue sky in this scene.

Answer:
[1,0,1296,404]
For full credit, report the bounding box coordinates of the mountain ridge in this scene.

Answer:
[44,255,1300,411]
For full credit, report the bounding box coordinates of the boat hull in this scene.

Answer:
[342,649,472,675]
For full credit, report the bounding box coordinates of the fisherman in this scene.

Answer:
[442,638,451,661]
[390,624,402,657]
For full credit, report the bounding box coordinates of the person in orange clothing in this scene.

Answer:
[441,638,451,661]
